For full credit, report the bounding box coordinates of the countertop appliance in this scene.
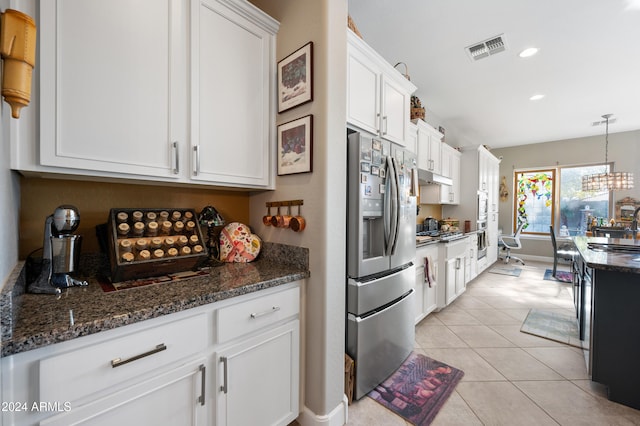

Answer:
[346,130,417,400]
[29,205,88,294]
[423,217,438,231]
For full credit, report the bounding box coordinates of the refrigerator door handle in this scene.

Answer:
[388,157,400,255]
[383,155,393,253]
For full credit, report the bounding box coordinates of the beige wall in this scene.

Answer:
[492,129,640,258]
[19,177,249,258]
[248,0,348,421]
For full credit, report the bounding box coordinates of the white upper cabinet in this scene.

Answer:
[347,30,415,145]
[18,0,278,190]
[406,122,418,154]
[191,0,277,187]
[381,76,412,144]
[421,143,460,205]
[414,119,442,175]
[39,0,186,179]
[347,42,380,136]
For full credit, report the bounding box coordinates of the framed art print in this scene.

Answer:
[277,115,313,175]
[278,42,313,113]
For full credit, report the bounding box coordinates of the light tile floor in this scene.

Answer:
[346,260,640,425]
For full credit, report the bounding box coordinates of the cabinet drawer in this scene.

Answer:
[40,313,207,403]
[217,286,300,343]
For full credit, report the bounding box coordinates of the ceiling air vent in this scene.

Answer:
[466,34,506,61]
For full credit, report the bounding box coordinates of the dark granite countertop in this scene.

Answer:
[1,242,309,357]
[573,236,640,274]
[416,232,475,249]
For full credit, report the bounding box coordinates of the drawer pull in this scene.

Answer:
[220,356,228,394]
[250,306,281,319]
[111,343,167,368]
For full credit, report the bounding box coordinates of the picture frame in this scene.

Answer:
[277,115,313,175]
[278,42,313,113]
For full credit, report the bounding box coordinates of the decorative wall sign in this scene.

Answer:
[278,42,313,113]
[277,115,313,175]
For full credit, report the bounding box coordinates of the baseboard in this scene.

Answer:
[298,395,348,426]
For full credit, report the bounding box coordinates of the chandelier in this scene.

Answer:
[581,114,634,191]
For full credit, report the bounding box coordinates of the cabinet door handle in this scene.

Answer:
[172,141,180,174]
[111,343,167,368]
[382,116,388,135]
[220,356,228,394]
[198,364,206,406]
[193,145,200,176]
[250,306,281,319]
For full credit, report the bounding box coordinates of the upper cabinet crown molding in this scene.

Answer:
[12,0,279,190]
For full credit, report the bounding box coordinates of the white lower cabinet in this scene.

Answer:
[487,211,499,266]
[444,257,465,305]
[467,233,478,283]
[415,244,439,324]
[216,321,299,426]
[41,359,207,426]
[437,237,468,310]
[0,282,301,426]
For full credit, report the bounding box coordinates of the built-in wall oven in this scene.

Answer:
[477,222,487,260]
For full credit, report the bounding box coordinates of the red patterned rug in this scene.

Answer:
[368,352,464,425]
[543,269,573,283]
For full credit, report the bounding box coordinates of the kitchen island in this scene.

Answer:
[1,242,308,426]
[573,236,640,410]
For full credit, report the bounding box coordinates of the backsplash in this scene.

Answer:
[417,203,441,224]
[19,177,250,258]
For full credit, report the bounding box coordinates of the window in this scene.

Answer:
[559,165,610,234]
[513,164,611,236]
[514,170,554,234]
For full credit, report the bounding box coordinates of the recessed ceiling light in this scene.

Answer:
[529,94,545,101]
[519,47,539,58]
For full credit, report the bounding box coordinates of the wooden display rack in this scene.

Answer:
[107,208,209,283]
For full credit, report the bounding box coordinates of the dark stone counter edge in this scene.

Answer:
[573,236,640,274]
[1,270,309,357]
[1,242,309,357]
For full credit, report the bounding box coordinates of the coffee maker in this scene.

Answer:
[29,205,88,294]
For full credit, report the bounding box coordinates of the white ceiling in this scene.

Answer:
[347,0,640,148]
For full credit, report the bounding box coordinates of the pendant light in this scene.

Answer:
[581,114,634,191]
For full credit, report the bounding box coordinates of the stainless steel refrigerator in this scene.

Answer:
[346,130,417,400]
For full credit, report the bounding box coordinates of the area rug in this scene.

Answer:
[543,269,572,283]
[368,351,464,425]
[520,308,581,348]
[488,265,522,277]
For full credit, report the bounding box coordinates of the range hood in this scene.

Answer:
[418,168,453,186]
